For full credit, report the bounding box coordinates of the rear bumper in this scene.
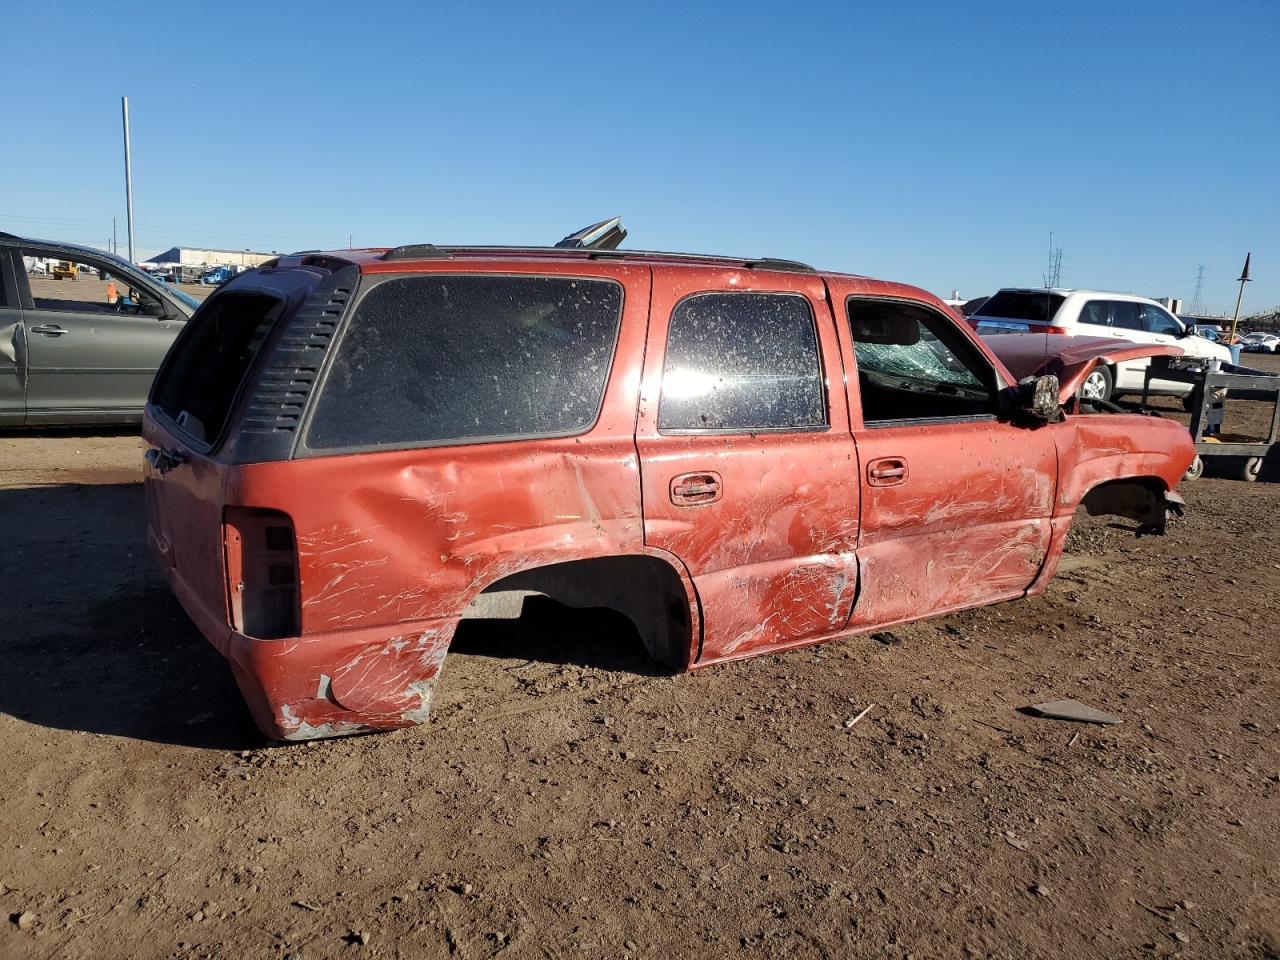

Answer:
[152,533,457,740]
[224,620,457,741]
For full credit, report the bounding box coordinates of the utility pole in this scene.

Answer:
[112,216,117,255]
[121,97,136,263]
[1229,253,1252,341]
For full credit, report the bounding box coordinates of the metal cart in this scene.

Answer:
[1140,357,1280,482]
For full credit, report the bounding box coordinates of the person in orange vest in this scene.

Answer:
[106,280,118,304]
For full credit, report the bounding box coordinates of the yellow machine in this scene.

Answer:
[51,260,77,280]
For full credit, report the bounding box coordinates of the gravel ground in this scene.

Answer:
[1,357,1277,959]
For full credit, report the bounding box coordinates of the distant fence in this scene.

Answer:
[1245,309,1280,333]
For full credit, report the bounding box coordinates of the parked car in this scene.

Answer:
[144,233,1195,741]
[969,288,1232,401]
[1,232,198,426]
[1241,332,1280,353]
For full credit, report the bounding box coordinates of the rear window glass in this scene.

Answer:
[658,292,826,432]
[972,291,1065,323]
[305,275,622,450]
[152,292,284,445]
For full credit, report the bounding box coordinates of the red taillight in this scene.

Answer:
[224,507,300,639]
[1042,325,1071,335]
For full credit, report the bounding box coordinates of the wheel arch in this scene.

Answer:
[464,549,701,670]
[1077,473,1181,534]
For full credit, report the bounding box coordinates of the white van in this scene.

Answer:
[969,288,1232,402]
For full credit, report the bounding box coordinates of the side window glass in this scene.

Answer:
[1142,305,1181,336]
[1111,301,1144,331]
[21,251,162,317]
[849,299,996,424]
[1078,301,1110,327]
[659,292,826,432]
[306,275,623,451]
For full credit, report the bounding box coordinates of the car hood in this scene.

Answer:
[982,333,1184,404]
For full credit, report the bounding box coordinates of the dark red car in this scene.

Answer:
[143,235,1194,740]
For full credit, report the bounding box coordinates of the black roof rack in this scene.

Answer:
[379,244,816,273]
[381,243,453,262]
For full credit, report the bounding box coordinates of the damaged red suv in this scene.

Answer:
[144,228,1195,740]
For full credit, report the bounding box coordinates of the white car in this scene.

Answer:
[1241,332,1279,353]
[969,288,1232,401]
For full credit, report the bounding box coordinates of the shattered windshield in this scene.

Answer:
[854,334,986,394]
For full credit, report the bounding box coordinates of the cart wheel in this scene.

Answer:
[1229,457,1263,483]
[1183,455,1204,481]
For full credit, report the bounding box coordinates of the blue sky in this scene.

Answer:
[3,0,1277,314]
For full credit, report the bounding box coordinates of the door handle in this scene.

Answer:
[867,457,908,486]
[29,324,67,337]
[671,471,723,506]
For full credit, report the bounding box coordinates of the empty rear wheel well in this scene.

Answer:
[468,555,694,669]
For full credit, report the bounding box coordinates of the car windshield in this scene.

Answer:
[971,291,1065,323]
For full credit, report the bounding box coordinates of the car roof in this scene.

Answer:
[265,244,939,299]
[993,286,1158,302]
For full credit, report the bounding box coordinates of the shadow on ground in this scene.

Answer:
[0,481,259,749]
[0,482,669,749]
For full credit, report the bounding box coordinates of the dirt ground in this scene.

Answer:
[2,360,1278,960]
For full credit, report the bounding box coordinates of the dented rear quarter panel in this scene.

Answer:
[204,261,661,737]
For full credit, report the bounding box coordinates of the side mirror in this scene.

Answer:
[1017,374,1061,423]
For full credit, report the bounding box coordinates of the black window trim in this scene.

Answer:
[656,289,832,437]
[846,294,1002,430]
[295,271,627,458]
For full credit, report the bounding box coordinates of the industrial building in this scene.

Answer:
[143,246,278,270]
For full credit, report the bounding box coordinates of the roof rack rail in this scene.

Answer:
[740,257,816,273]
[382,243,451,261]
[378,244,816,272]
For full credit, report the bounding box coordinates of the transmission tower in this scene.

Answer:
[1189,264,1206,315]
[1046,233,1063,287]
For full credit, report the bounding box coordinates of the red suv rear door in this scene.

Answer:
[635,267,860,665]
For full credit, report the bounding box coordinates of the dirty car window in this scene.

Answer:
[659,292,826,432]
[306,276,622,450]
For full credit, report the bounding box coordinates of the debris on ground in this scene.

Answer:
[1023,698,1122,725]
[843,704,875,729]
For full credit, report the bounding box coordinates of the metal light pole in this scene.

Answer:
[1229,252,1252,341]
[121,96,136,263]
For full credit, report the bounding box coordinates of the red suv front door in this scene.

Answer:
[830,284,1058,628]
[635,267,860,665]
